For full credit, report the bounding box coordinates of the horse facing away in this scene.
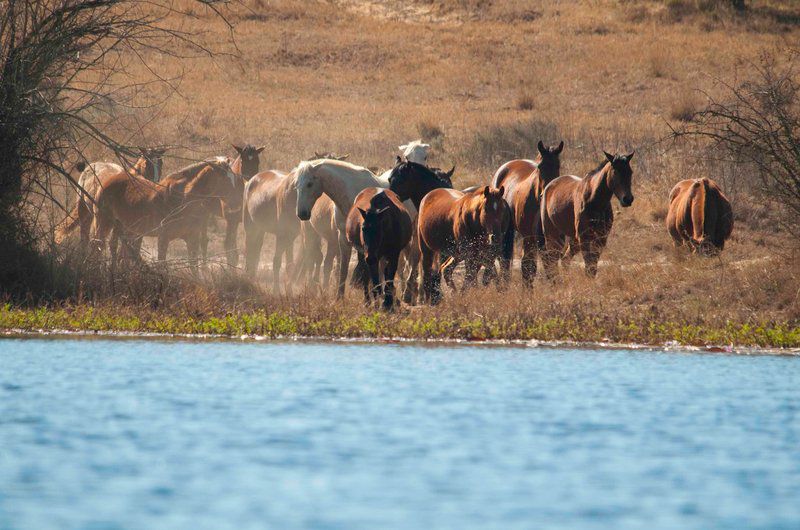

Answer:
[492,140,563,286]
[346,189,413,310]
[54,148,165,247]
[90,159,238,274]
[540,151,634,278]
[666,177,733,255]
[295,159,386,298]
[417,186,509,305]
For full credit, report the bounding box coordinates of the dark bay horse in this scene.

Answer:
[540,151,634,278]
[90,159,238,272]
[491,140,563,286]
[346,188,412,310]
[666,177,733,255]
[417,186,509,304]
[387,159,454,302]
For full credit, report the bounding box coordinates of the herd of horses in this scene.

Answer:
[54,139,734,309]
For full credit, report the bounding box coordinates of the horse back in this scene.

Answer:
[541,175,581,238]
[417,188,464,253]
[244,170,295,228]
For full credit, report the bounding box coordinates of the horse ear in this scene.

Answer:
[396,155,403,165]
[256,145,266,154]
[357,207,368,219]
[483,186,491,198]
[626,151,635,161]
[446,165,455,178]
[498,185,504,196]
[555,141,564,154]
[603,151,615,163]
[232,144,243,154]
[537,140,546,154]
[399,144,408,151]
[340,153,350,160]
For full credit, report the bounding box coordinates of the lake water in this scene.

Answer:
[1,338,799,530]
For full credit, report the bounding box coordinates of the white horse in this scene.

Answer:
[295,159,388,298]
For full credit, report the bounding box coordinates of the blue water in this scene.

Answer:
[1,338,799,530]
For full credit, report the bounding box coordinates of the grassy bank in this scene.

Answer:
[2,304,798,349]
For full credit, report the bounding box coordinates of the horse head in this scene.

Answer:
[295,161,322,221]
[357,202,392,263]
[232,144,265,180]
[389,159,452,208]
[479,185,508,248]
[399,140,430,165]
[536,140,564,185]
[603,150,635,207]
[137,147,167,182]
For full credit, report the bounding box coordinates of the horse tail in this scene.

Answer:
[54,205,81,244]
[491,164,510,188]
[350,257,369,289]
[54,161,89,244]
[690,179,707,243]
[536,187,548,251]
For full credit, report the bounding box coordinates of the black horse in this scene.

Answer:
[388,158,454,209]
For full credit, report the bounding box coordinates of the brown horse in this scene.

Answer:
[90,159,238,272]
[54,148,165,247]
[666,178,733,254]
[540,151,634,278]
[346,188,412,310]
[491,140,563,286]
[417,186,509,304]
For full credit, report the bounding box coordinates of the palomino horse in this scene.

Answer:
[417,186,509,305]
[90,159,238,273]
[295,159,387,298]
[345,189,412,310]
[540,151,634,278]
[492,140,563,286]
[666,177,733,254]
[242,157,341,291]
[54,148,165,247]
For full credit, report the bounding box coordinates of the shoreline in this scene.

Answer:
[2,328,799,356]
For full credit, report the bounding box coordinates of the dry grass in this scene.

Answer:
[28,0,800,341]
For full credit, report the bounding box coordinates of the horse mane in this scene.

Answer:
[584,158,609,179]
[166,159,227,180]
[393,160,451,187]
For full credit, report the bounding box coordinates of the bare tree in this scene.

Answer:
[673,49,800,239]
[0,0,233,294]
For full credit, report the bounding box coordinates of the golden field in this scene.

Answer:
[29,0,800,345]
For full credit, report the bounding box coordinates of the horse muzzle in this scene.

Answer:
[297,209,311,221]
[620,196,634,208]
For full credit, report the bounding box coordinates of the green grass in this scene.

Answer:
[2,304,799,349]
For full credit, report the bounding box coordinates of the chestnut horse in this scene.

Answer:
[346,189,412,310]
[54,148,165,247]
[666,177,733,254]
[417,186,509,304]
[491,140,563,286]
[540,151,634,278]
[90,159,238,272]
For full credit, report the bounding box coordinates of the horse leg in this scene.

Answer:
[402,235,420,305]
[582,245,600,278]
[322,240,336,291]
[244,227,265,279]
[442,254,459,291]
[187,236,200,275]
[284,241,295,296]
[520,237,538,288]
[157,232,169,264]
[462,257,480,292]
[78,199,92,252]
[420,244,440,305]
[382,253,399,311]
[359,252,377,305]
[499,225,514,286]
[199,216,209,263]
[336,235,352,299]
[224,216,240,268]
[272,237,287,293]
[542,234,564,280]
